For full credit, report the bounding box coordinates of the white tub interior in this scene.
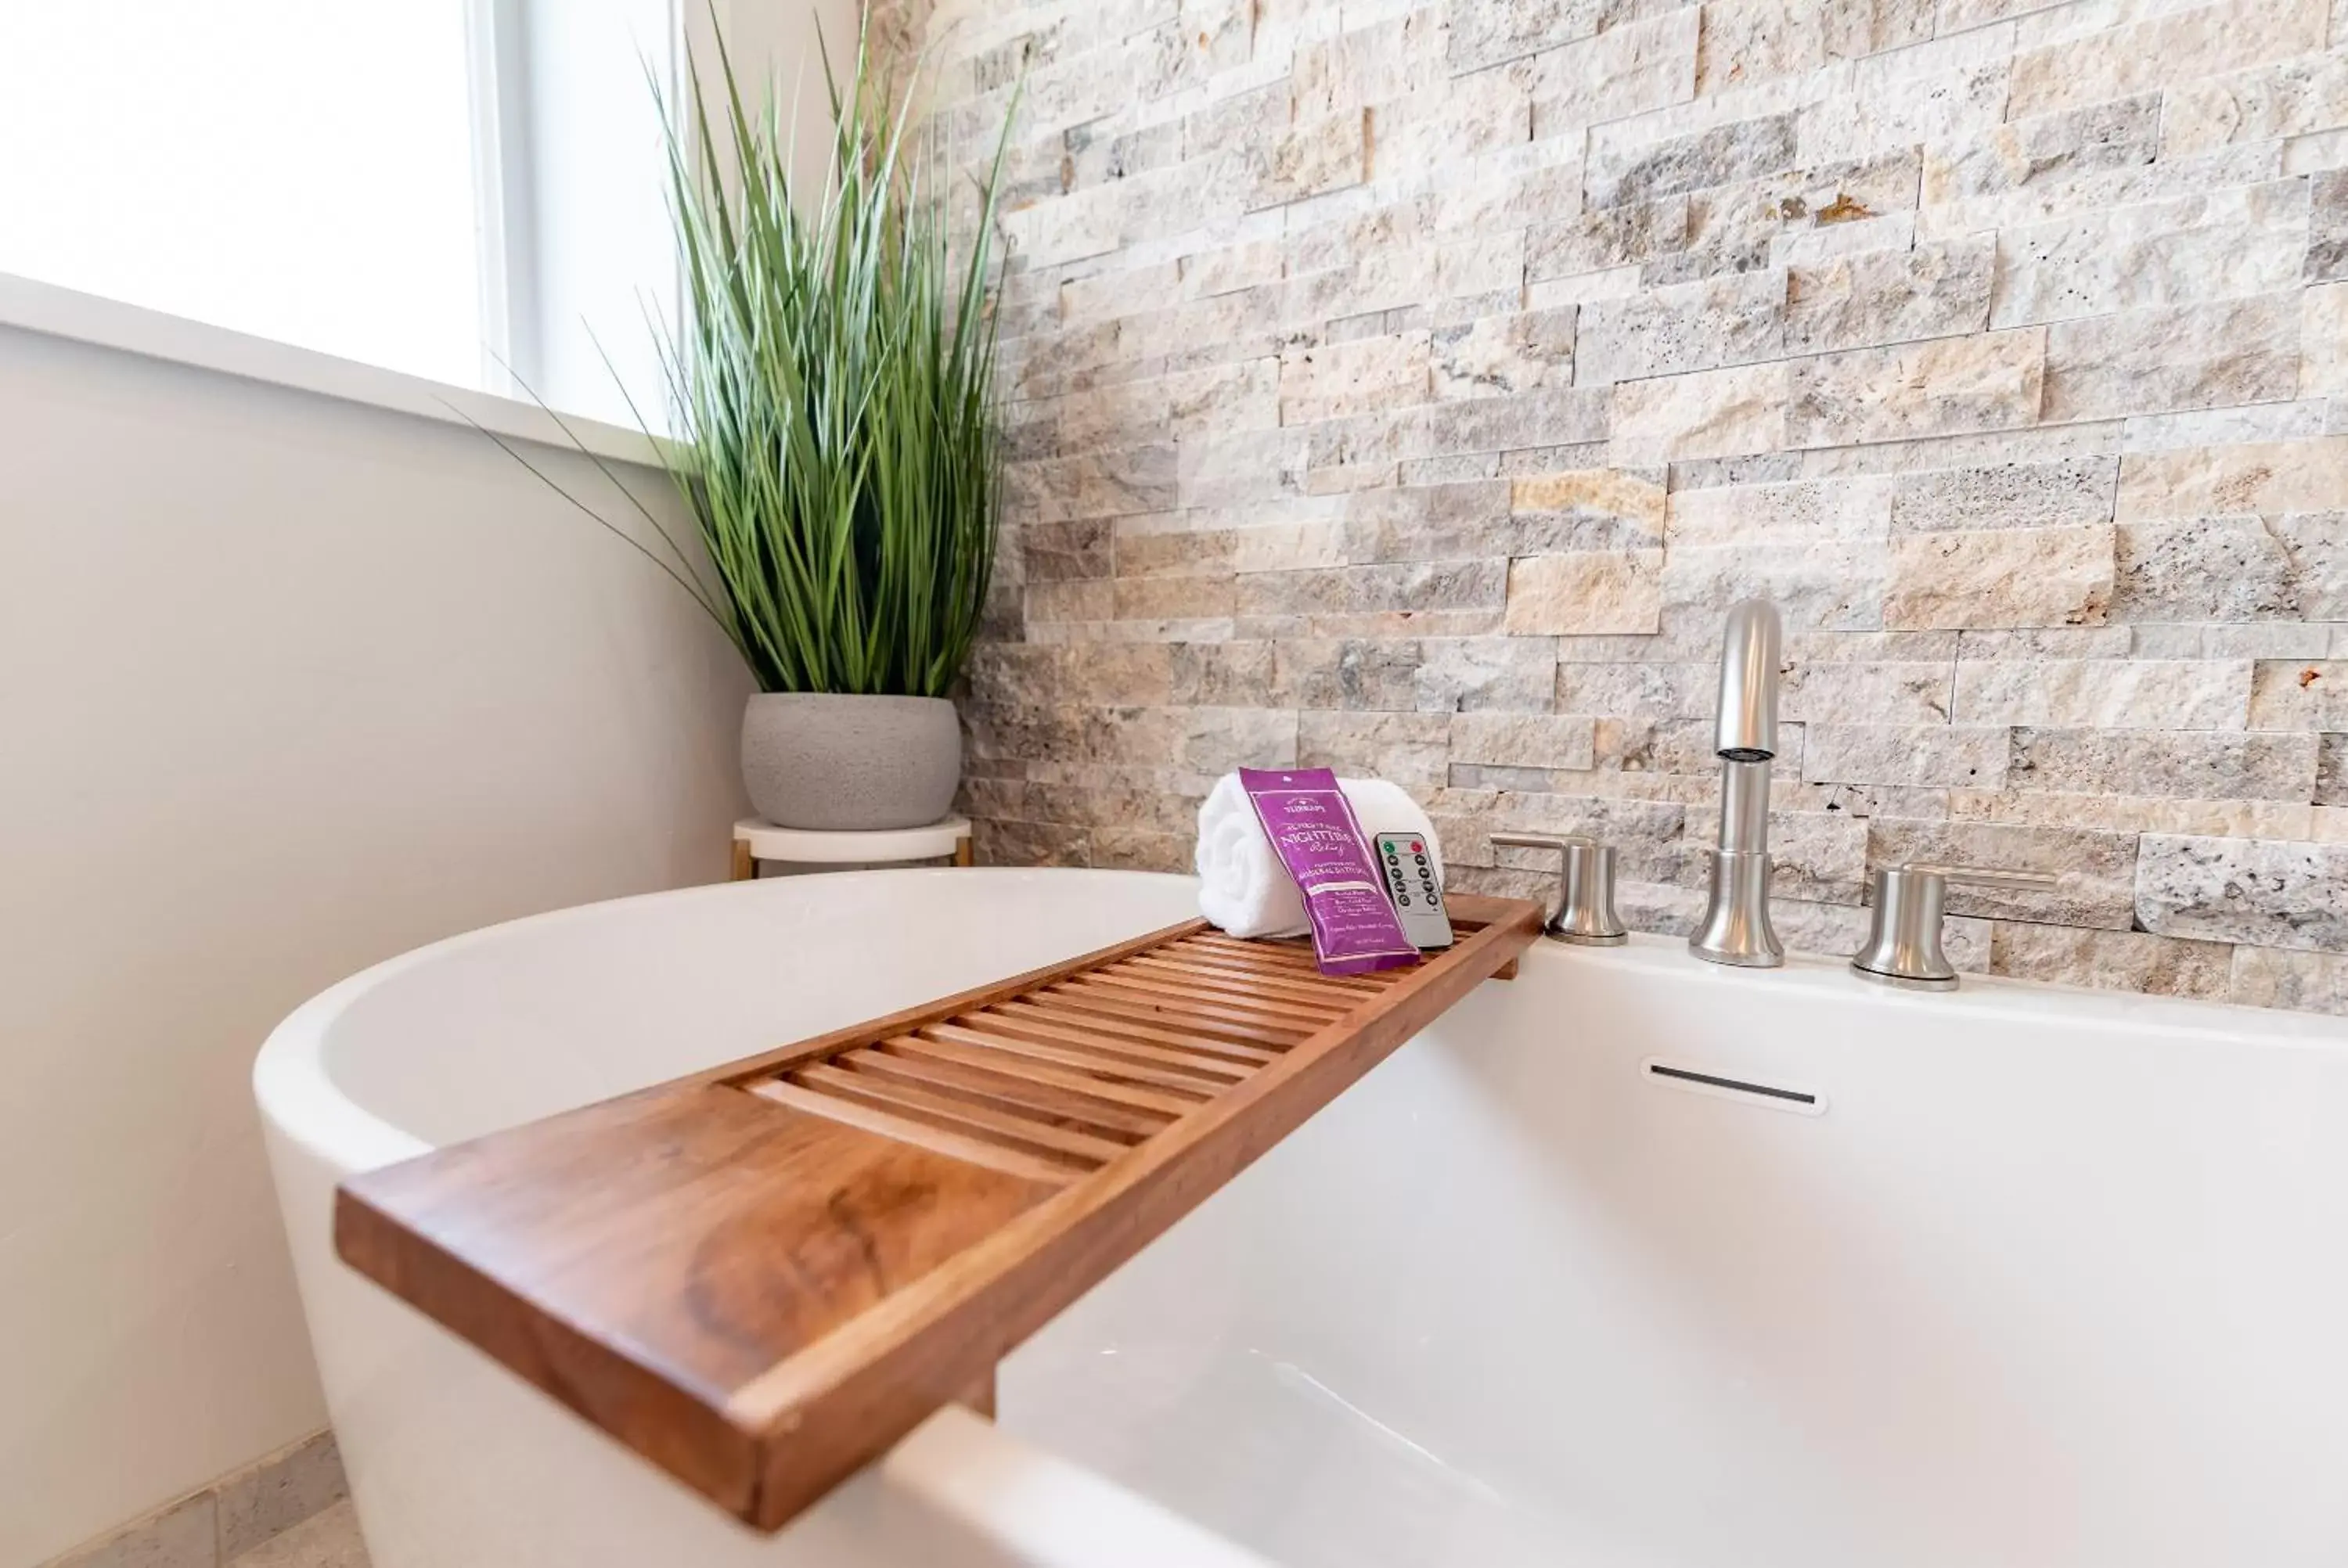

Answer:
[257,869,2348,1567]
[1007,939,2348,1566]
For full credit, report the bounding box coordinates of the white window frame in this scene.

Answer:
[0,0,728,466]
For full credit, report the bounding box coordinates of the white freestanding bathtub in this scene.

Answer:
[257,868,2348,1566]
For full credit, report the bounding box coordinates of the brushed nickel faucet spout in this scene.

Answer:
[1690,599,1785,969]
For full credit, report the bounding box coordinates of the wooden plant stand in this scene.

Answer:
[730,815,975,879]
[335,894,1541,1533]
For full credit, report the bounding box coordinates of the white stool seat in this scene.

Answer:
[731,815,972,873]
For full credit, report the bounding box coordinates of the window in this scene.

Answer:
[0,0,683,430]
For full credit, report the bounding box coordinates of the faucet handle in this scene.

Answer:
[1850,861,2058,991]
[1489,833,1630,946]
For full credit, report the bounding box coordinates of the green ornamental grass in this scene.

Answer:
[481,18,1017,699]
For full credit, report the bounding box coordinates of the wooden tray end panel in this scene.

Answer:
[335,1085,1061,1519]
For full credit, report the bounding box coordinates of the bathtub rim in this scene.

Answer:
[256,869,2348,1189]
[1541,932,2348,1051]
[252,866,1202,1178]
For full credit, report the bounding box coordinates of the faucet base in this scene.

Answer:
[1850,961,1958,991]
[1688,848,1784,969]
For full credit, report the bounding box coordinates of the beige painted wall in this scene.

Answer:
[0,329,749,1565]
[709,0,866,199]
[0,8,862,1559]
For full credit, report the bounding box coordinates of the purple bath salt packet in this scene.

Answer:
[1238,767,1421,976]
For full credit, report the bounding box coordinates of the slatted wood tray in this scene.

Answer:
[335,893,1541,1532]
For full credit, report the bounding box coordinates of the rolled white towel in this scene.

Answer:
[1194,772,1444,938]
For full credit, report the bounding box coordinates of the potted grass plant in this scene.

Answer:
[682,28,1014,830]
[495,20,1016,832]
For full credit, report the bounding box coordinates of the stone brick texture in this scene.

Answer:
[878,0,2348,1012]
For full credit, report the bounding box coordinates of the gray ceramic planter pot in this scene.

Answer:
[740,692,962,832]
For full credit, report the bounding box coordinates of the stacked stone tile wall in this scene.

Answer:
[881,0,2348,1011]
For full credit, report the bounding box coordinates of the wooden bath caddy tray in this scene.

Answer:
[336,894,1540,1531]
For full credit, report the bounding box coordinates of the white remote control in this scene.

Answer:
[1374,831,1454,950]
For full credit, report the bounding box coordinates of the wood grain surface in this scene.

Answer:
[336,893,1541,1530]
